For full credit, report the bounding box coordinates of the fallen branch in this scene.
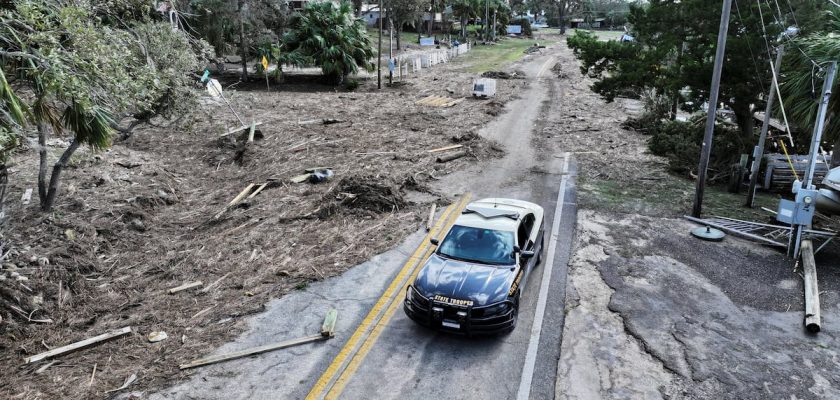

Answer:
[426,203,437,231]
[436,150,467,163]
[24,327,132,364]
[427,144,463,154]
[202,273,231,293]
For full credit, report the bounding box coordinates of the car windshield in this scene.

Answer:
[437,225,515,265]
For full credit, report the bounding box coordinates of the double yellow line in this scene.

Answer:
[306,193,472,400]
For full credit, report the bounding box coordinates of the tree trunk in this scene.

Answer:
[238,0,248,82]
[731,101,755,149]
[37,122,49,209]
[41,140,81,212]
[428,0,434,37]
[558,1,566,34]
[396,24,402,51]
[352,0,363,16]
[832,136,840,168]
[0,164,7,217]
[461,17,467,40]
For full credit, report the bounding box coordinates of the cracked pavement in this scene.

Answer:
[557,211,840,400]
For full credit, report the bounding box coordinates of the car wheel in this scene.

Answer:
[502,297,519,335]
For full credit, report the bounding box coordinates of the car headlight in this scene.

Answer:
[407,286,427,304]
[482,302,511,316]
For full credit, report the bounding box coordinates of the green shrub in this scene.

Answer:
[511,18,532,37]
[647,115,745,181]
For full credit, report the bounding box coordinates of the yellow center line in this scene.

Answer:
[306,193,471,400]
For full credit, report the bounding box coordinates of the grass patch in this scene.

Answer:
[580,175,782,222]
[458,38,545,73]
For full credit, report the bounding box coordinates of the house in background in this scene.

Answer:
[360,4,384,26]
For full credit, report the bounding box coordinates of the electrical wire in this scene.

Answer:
[734,0,768,94]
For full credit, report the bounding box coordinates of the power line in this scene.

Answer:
[734,0,767,93]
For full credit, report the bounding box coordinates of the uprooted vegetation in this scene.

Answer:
[0,66,516,398]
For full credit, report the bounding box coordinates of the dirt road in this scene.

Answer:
[151,45,576,400]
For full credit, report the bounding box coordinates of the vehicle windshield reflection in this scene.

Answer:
[437,225,515,265]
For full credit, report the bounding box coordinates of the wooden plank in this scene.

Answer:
[168,281,203,294]
[222,122,263,137]
[427,144,463,153]
[25,327,132,364]
[202,273,231,293]
[247,121,256,142]
[228,184,256,207]
[426,203,437,231]
[436,150,467,163]
[320,309,338,337]
[801,240,821,333]
[290,174,312,183]
[179,334,327,370]
[415,96,434,105]
[247,183,269,199]
[21,188,32,205]
[445,98,466,107]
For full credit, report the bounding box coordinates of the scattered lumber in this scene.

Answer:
[34,361,56,374]
[247,183,269,199]
[436,150,467,163]
[290,173,312,183]
[202,272,231,293]
[801,240,821,333]
[213,183,257,219]
[104,373,137,394]
[427,144,463,153]
[221,122,263,137]
[179,309,337,370]
[298,118,345,125]
[169,281,203,294]
[24,326,132,364]
[247,122,256,142]
[415,96,465,107]
[426,203,437,231]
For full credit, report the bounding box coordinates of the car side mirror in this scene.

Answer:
[430,238,439,246]
[520,250,535,259]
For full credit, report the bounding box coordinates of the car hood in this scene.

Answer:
[414,254,515,307]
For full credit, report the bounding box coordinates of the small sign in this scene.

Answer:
[200,69,210,83]
[261,55,269,71]
[388,58,395,72]
[507,25,522,34]
[419,37,435,46]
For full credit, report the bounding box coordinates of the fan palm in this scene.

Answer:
[778,16,840,165]
[283,1,375,84]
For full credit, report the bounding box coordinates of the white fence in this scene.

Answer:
[391,43,471,80]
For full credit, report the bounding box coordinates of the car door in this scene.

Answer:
[517,213,536,269]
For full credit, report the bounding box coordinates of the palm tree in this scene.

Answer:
[283,1,375,84]
[778,20,840,166]
[452,0,479,40]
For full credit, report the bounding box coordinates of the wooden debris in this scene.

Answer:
[311,265,325,280]
[298,118,345,125]
[21,188,32,205]
[24,326,132,364]
[214,183,256,219]
[147,331,168,343]
[104,373,137,394]
[168,281,203,294]
[436,150,467,163]
[89,363,97,386]
[247,183,269,199]
[34,361,56,374]
[179,334,327,370]
[290,173,312,184]
[247,121,256,142]
[415,96,465,107]
[801,240,821,333]
[427,144,463,153]
[426,203,437,231]
[221,122,263,137]
[320,309,338,337]
[179,310,337,369]
[191,306,215,320]
[202,272,231,293]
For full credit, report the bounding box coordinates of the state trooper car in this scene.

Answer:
[404,198,545,335]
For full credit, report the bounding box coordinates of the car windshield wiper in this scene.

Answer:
[438,252,511,266]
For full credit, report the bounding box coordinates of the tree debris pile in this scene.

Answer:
[330,175,407,213]
[0,61,516,398]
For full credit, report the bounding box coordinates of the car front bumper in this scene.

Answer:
[403,286,515,335]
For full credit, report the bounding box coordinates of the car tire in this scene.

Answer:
[502,296,520,335]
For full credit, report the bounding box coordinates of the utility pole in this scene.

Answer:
[377,0,382,89]
[389,18,394,85]
[802,62,836,190]
[485,0,489,41]
[791,61,836,259]
[746,45,785,207]
[692,0,733,218]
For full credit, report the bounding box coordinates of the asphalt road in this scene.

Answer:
[151,46,575,400]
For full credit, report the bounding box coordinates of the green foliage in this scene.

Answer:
[566,30,650,100]
[511,18,532,37]
[282,1,374,83]
[188,0,289,57]
[779,12,840,147]
[647,116,745,181]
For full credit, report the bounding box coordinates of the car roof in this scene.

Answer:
[453,198,543,232]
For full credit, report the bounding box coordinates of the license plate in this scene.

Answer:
[441,320,460,329]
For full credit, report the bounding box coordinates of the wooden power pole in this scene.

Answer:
[692,0,733,218]
[377,0,383,89]
[746,45,785,207]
